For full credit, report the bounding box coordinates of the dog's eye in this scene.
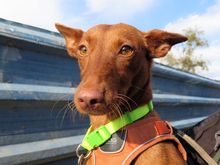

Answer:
[119,46,133,55]
[80,46,88,55]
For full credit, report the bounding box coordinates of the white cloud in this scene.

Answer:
[0,0,155,31]
[164,0,220,37]
[85,0,154,22]
[194,45,220,61]
[202,64,220,80]
[194,46,220,79]
[0,0,62,31]
[162,0,220,80]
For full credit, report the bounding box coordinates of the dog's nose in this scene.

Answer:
[77,89,103,109]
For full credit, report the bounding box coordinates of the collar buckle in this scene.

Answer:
[83,125,111,150]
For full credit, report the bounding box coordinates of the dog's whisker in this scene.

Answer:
[51,93,73,116]
[55,103,70,127]
[67,104,77,122]
[67,95,75,110]
[55,100,76,127]
[68,101,76,111]
[131,85,147,92]
[111,104,118,116]
[51,94,75,127]
[117,94,139,108]
[115,95,131,111]
[68,107,77,124]
[60,101,76,127]
[66,100,78,123]
[108,106,115,121]
[110,104,126,138]
[60,107,70,127]
[111,103,121,118]
[79,113,86,120]
[113,103,124,128]
[68,110,72,124]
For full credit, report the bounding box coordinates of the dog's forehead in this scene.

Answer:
[85,23,143,39]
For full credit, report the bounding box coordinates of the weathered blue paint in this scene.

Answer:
[152,63,220,98]
[0,83,76,100]
[0,18,66,53]
[0,18,220,164]
[0,135,85,165]
[0,45,81,87]
[169,116,208,129]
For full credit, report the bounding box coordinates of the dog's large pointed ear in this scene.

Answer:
[142,29,188,58]
[55,23,84,58]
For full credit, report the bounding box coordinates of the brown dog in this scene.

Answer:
[55,23,188,165]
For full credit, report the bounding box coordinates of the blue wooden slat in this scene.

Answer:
[0,52,78,73]
[0,45,76,68]
[0,18,66,51]
[156,105,220,121]
[153,94,220,105]
[0,135,84,165]
[0,45,81,87]
[0,128,88,146]
[152,75,220,98]
[0,69,80,87]
[0,83,76,101]
[153,62,220,90]
[169,116,208,129]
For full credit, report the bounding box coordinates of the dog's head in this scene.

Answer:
[55,23,187,118]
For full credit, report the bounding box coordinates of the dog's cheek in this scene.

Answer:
[77,57,89,79]
[127,56,152,96]
[115,58,138,92]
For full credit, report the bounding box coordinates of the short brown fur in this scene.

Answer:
[55,23,188,165]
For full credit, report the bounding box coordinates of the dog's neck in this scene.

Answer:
[89,109,160,131]
[89,115,111,130]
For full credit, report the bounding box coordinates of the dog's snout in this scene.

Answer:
[77,89,103,109]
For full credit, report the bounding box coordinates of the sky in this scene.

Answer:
[0,0,220,80]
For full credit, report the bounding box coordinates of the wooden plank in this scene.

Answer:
[0,135,84,165]
[0,45,81,87]
[0,69,80,87]
[0,18,67,56]
[153,63,220,90]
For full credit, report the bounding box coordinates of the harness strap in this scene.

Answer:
[213,149,220,164]
[174,127,218,165]
[90,118,187,165]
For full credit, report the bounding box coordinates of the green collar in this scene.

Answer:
[81,101,153,151]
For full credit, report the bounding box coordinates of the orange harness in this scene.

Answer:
[87,117,187,165]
